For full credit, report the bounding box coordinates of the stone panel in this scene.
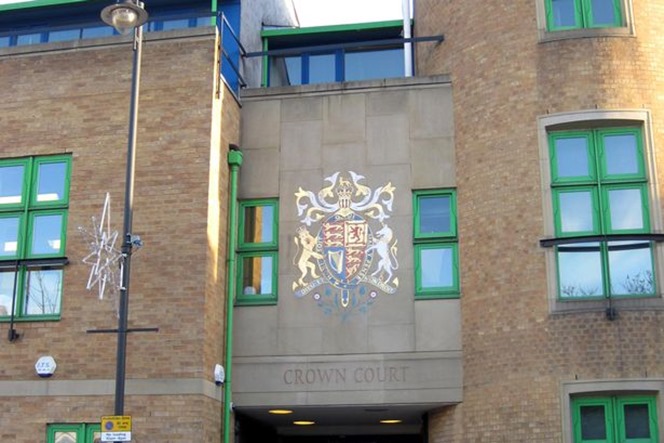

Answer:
[322,94,366,144]
[233,352,462,407]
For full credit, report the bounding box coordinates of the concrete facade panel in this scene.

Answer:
[415,300,462,352]
[367,114,411,165]
[280,120,323,170]
[282,96,324,122]
[410,136,456,189]
[233,352,463,407]
[240,100,282,149]
[322,94,366,144]
[236,79,461,418]
[237,146,280,199]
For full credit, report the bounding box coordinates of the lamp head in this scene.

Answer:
[101,0,149,35]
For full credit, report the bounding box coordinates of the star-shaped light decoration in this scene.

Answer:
[79,193,122,300]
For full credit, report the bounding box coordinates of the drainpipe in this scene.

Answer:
[402,0,413,77]
[223,145,243,443]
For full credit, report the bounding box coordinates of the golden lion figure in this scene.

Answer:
[293,227,324,289]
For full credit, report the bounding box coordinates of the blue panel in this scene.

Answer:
[219,0,241,93]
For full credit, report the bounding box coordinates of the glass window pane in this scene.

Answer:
[608,241,654,296]
[23,269,62,315]
[48,29,80,43]
[31,213,63,255]
[161,19,192,31]
[580,405,607,439]
[243,205,274,244]
[195,16,213,27]
[607,188,644,231]
[419,247,454,289]
[591,0,617,25]
[309,53,336,84]
[0,164,25,205]
[551,0,578,27]
[36,161,67,202]
[16,33,42,46]
[603,133,638,176]
[0,216,20,257]
[284,56,302,86]
[54,431,77,443]
[419,195,451,235]
[624,403,650,439]
[241,256,273,295]
[81,26,114,39]
[558,243,604,297]
[345,48,404,82]
[557,190,595,234]
[0,271,17,316]
[553,136,591,179]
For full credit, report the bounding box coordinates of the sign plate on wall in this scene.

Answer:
[101,416,132,442]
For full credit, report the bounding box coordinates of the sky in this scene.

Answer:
[292,0,406,26]
[0,0,408,26]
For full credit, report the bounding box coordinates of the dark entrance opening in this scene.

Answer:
[235,407,428,443]
[279,435,423,443]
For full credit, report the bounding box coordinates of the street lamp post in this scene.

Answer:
[100,0,149,417]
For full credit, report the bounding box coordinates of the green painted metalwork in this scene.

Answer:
[223,148,242,443]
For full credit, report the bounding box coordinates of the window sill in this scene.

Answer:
[539,26,634,43]
[235,298,278,307]
[415,293,460,300]
[550,295,664,316]
[0,315,61,323]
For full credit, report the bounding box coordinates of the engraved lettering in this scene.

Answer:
[376,367,387,383]
[353,367,363,383]
[295,369,305,385]
[283,366,409,385]
[284,369,294,385]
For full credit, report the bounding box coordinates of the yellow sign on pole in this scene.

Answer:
[101,416,132,442]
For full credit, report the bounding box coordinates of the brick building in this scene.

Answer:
[0,0,663,442]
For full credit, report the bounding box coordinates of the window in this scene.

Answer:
[413,190,459,298]
[572,395,659,443]
[0,155,71,320]
[546,0,622,30]
[262,21,409,87]
[548,128,655,299]
[270,47,404,86]
[47,423,101,443]
[236,199,278,305]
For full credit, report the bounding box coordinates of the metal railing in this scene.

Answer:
[217,11,247,97]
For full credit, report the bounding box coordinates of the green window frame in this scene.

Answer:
[572,395,659,443]
[549,128,655,299]
[236,199,278,305]
[0,155,71,321]
[47,423,101,443]
[546,0,623,31]
[413,189,459,299]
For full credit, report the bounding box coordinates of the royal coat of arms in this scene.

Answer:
[293,172,399,315]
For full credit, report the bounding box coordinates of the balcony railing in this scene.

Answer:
[247,34,444,88]
[217,11,246,97]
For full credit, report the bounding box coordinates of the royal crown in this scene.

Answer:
[336,177,354,209]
